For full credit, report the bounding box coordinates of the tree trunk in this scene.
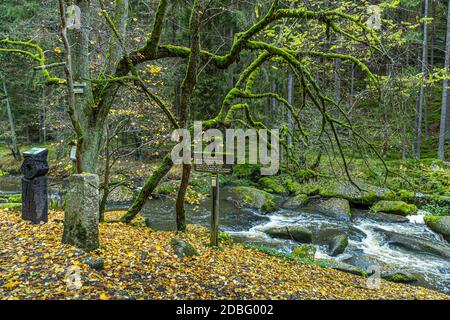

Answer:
[175,0,201,232]
[334,58,341,106]
[416,0,430,159]
[438,0,450,160]
[2,81,21,160]
[287,72,294,147]
[121,154,173,223]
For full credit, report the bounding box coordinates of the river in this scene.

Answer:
[1,176,449,294]
[141,188,450,294]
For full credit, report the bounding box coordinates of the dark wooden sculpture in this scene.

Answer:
[21,148,49,224]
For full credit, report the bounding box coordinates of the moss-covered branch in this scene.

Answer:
[0,39,65,85]
[146,0,168,57]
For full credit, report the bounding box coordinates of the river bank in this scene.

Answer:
[0,209,447,300]
[1,159,449,294]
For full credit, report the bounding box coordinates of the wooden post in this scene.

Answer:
[210,173,219,246]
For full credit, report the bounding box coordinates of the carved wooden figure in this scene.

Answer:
[21,148,49,224]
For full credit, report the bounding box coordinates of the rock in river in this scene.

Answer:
[370,200,418,216]
[327,233,349,256]
[381,271,417,284]
[317,198,351,221]
[265,226,313,243]
[424,216,450,242]
[365,212,410,223]
[228,186,276,213]
[319,180,395,205]
[375,228,450,259]
[311,228,349,256]
[282,194,309,210]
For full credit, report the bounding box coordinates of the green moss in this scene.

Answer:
[283,194,309,209]
[244,244,329,268]
[282,177,303,194]
[398,189,415,201]
[382,273,417,283]
[0,203,22,209]
[153,181,176,196]
[231,186,276,212]
[371,200,418,216]
[232,164,261,181]
[292,244,316,261]
[295,182,320,196]
[424,216,441,224]
[190,175,210,194]
[6,194,22,203]
[258,177,286,194]
[296,168,318,181]
[423,215,450,240]
[219,231,233,245]
[421,203,450,216]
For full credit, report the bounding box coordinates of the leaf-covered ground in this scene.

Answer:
[0,209,447,300]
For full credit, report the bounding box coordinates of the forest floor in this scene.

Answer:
[0,209,447,300]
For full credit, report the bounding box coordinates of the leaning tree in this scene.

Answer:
[0,0,386,229]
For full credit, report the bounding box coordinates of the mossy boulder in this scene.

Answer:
[296,168,319,181]
[265,226,312,243]
[292,244,316,260]
[381,272,417,284]
[295,183,320,196]
[424,216,450,241]
[327,260,366,277]
[320,180,395,205]
[282,178,303,194]
[231,164,261,181]
[282,194,309,210]
[171,238,199,259]
[229,186,276,212]
[371,200,418,216]
[258,177,286,194]
[81,256,105,270]
[376,228,450,258]
[327,233,349,256]
[317,198,351,221]
[398,189,415,202]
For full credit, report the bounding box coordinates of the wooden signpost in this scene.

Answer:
[194,155,233,246]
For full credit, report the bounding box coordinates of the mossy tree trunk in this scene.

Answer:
[438,0,450,160]
[61,0,129,173]
[121,154,173,223]
[175,0,201,232]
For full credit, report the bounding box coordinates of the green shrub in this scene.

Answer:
[421,203,450,216]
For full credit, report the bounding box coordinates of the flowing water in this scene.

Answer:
[1,176,448,294]
[141,188,450,294]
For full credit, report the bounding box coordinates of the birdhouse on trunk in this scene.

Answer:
[67,5,81,30]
